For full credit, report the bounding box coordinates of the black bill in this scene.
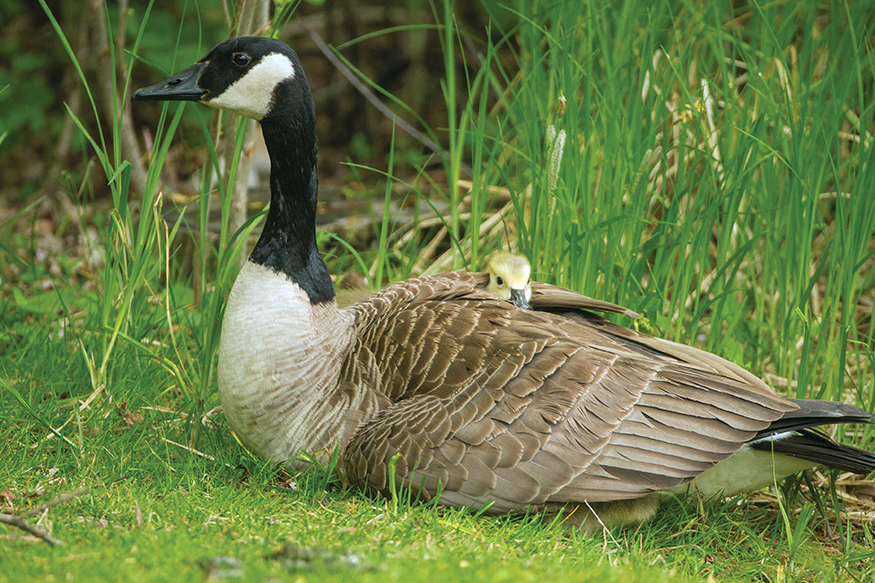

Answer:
[132,63,207,102]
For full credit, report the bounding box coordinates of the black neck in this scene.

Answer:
[249,80,335,304]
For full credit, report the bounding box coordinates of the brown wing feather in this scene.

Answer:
[529,281,640,318]
[341,272,796,512]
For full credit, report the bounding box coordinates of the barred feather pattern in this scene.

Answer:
[218,262,872,515]
[338,273,800,512]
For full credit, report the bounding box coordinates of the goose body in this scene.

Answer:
[133,37,875,529]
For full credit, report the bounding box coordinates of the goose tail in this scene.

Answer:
[749,399,875,474]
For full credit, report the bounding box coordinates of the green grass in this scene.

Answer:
[3,0,875,580]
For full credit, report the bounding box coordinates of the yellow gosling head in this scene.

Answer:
[486,252,532,309]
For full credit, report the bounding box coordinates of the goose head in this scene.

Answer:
[132,36,302,121]
[134,37,332,304]
[486,252,532,309]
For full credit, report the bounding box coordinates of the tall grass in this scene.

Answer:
[27,0,191,434]
[454,0,875,413]
[21,0,875,423]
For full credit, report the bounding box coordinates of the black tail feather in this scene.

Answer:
[750,428,875,474]
[747,399,875,474]
[753,399,874,440]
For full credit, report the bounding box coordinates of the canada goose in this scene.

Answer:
[133,37,875,531]
[485,252,532,309]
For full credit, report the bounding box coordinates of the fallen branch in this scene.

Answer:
[0,512,64,546]
[0,487,91,546]
[23,488,91,519]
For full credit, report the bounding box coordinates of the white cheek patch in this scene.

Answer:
[205,53,295,120]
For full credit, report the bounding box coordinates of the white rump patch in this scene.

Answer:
[205,52,295,120]
[748,431,793,445]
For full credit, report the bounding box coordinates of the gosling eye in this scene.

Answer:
[496,276,504,286]
[232,53,251,67]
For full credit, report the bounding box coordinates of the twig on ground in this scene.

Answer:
[0,512,64,546]
[78,384,105,411]
[23,488,91,519]
[161,437,218,462]
[0,487,92,545]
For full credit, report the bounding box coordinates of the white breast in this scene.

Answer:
[217,261,354,464]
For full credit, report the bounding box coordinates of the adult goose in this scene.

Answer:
[133,36,875,530]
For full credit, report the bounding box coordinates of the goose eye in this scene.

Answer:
[232,53,251,67]
[496,276,504,286]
